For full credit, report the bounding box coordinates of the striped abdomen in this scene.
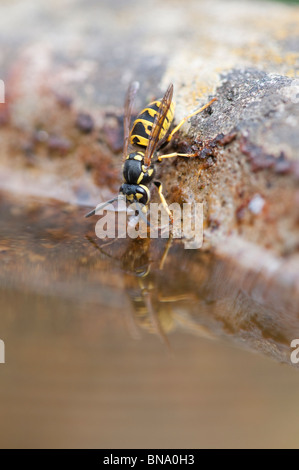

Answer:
[130,99,175,148]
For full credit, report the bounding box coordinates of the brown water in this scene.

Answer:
[1,192,299,449]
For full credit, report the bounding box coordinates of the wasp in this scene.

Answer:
[85,82,217,220]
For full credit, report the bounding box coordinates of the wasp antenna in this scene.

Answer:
[84,196,120,218]
[131,81,140,92]
[85,208,96,218]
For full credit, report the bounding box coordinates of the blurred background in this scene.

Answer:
[0,0,299,449]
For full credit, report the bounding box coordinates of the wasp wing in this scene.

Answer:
[143,84,173,166]
[123,81,139,160]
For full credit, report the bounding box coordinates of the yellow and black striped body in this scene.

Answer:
[120,151,155,206]
[121,94,175,209]
[130,99,175,148]
[123,151,155,186]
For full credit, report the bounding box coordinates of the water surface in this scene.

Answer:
[1,192,299,448]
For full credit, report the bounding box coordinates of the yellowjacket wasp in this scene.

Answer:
[85,82,216,221]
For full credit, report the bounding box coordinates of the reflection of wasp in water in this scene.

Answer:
[87,236,212,346]
[85,82,217,221]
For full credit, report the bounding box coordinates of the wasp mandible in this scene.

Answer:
[85,82,217,220]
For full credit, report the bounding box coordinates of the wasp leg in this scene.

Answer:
[159,294,196,302]
[157,152,198,162]
[165,97,217,144]
[85,235,122,253]
[154,181,173,221]
[159,232,173,270]
[134,200,151,228]
[142,288,171,350]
